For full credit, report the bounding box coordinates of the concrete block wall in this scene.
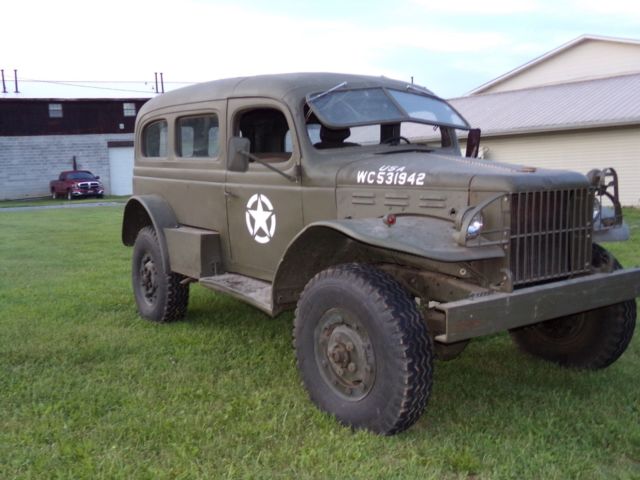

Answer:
[0,133,133,200]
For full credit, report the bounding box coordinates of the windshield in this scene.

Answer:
[387,90,467,127]
[68,172,96,180]
[307,87,469,130]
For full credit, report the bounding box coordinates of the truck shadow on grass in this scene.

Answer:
[177,287,638,441]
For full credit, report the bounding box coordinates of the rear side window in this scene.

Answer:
[142,120,168,157]
[177,115,220,158]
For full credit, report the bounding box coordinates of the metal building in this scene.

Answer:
[450,35,640,206]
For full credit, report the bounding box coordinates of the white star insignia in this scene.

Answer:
[245,194,277,244]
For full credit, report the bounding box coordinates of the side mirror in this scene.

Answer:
[228,137,250,172]
[465,128,481,158]
[95,175,101,180]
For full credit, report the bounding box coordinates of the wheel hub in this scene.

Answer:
[315,310,375,400]
[140,255,158,303]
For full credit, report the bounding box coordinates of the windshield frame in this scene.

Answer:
[306,86,470,131]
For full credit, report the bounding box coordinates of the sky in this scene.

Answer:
[3,0,640,98]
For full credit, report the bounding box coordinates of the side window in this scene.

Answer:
[285,124,319,151]
[176,114,219,158]
[49,103,63,118]
[142,120,168,157]
[123,102,137,117]
[236,108,291,162]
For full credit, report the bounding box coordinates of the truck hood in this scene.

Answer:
[336,151,589,192]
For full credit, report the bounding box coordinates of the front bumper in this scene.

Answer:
[434,268,640,343]
[72,189,104,197]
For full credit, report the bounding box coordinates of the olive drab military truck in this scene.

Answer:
[122,73,640,435]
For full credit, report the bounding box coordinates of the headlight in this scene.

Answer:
[592,197,601,221]
[466,212,484,239]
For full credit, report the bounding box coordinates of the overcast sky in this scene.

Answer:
[4,0,640,98]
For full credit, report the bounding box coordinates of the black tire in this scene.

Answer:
[51,190,57,200]
[510,244,636,369]
[66,190,73,200]
[293,263,433,435]
[132,226,189,322]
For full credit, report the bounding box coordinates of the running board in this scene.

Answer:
[199,274,273,315]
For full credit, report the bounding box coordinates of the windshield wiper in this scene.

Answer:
[306,81,349,122]
[308,81,348,102]
[405,84,430,94]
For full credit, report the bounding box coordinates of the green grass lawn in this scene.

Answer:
[1,206,639,479]
[0,196,129,208]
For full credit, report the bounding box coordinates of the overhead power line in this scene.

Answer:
[15,78,197,95]
[23,79,156,94]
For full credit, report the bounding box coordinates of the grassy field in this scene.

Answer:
[0,196,128,209]
[1,206,639,479]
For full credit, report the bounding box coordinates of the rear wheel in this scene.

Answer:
[294,263,433,435]
[51,190,57,199]
[510,244,636,369]
[132,226,189,322]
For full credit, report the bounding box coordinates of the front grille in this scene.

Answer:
[511,189,592,286]
[78,181,100,190]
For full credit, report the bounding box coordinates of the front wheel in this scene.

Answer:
[510,244,636,369]
[294,263,434,435]
[132,226,189,322]
[66,190,73,201]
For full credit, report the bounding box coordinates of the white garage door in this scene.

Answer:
[108,147,134,195]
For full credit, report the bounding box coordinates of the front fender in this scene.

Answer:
[270,216,505,315]
[310,216,505,263]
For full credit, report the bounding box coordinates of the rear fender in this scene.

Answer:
[122,195,178,272]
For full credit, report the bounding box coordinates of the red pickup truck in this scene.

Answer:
[50,170,105,200]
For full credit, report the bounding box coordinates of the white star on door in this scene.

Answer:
[245,193,277,244]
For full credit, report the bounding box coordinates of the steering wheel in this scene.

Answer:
[382,136,412,145]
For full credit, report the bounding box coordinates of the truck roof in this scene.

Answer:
[138,72,436,118]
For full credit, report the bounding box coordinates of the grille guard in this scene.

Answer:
[588,168,624,231]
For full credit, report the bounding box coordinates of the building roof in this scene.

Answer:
[0,79,192,100]
[468,34,640,95]
[450,72,640,137]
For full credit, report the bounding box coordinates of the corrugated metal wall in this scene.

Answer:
[479,126,640,206]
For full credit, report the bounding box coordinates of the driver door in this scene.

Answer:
[224,98,303,280]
